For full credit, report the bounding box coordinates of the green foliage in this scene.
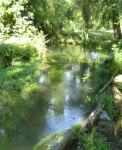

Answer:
[0,0,47,58]
[0,0,28,34]
[100,90,118,119]
[94,57,116,89]
[74,0,94,39]
[32,33,46,57]
[18,42,38,61]
[0,0,121,42]
[32,0,70,38]
[117,83,122,90]
[73,127,111,150]
[0,60,42,92]
[86,95,98,104]
[0,42,39,68]
[86,87,118,119]
[0,43,19,68]
[111,39,122,73]
[93,39,122,90]
[0,0,47,68]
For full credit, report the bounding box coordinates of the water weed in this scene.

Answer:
[0,60,43,92]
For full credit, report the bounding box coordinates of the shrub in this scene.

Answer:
[32,32,46,57]
[100,90,118,119]
[86,88,118,120]
[0,43,19,68]
[0,42,39,68]
[94,57,116,89]
[18,42,38,61]
[73,126,111,150]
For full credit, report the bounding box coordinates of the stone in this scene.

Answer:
[114,75,122,83]
[99,110,111,121]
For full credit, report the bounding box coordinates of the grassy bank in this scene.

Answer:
[48,30,114,48]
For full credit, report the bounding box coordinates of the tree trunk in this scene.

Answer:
[113,23,121,39]
[112,7,122,39]
[85,27,88,40]
[85,24,89,40]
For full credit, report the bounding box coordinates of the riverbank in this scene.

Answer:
[47,30,114,49]
[113,75,122,138]
[66,120,122,150]
[66,74,122,150]
[33,104,104,150]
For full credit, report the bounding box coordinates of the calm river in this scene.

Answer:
[0,44,108,150]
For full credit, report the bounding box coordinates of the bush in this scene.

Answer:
[94,57,116,89]
[73,126,111,150]
[86,88,118,120]
[0,41,39,68]
[32,32,46,57]
[18,42,38,61]
[0,43,19,68]
[100,90,118,119]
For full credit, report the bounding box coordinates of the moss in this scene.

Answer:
[33,131,65,150]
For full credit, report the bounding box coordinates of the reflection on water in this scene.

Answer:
[91,52,99,60]
[0,44,108,150]
[38,72,49,86]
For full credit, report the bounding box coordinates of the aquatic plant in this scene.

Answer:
[0,60,43,92]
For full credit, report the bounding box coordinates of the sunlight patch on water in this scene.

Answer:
[65,71,73,81]
[91,52,99,60]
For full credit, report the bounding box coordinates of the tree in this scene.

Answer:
[29,0,70,38]
[109,1,122,39]
[74,0,95,40]
[0,0,27,34]
[0,0,41,36]
[95,0,122,39]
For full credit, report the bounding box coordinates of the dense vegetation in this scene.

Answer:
[0,0,122,149]
[73,126,112,150]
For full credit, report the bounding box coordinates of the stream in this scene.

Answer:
[0,44,108,150]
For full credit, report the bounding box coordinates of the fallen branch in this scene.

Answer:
[81,104,104,128]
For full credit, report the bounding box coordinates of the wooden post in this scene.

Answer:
[97,77,114,111]
[97,89,101,111]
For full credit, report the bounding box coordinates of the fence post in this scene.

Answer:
[97,77,114,111]
[98,91,101,111]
